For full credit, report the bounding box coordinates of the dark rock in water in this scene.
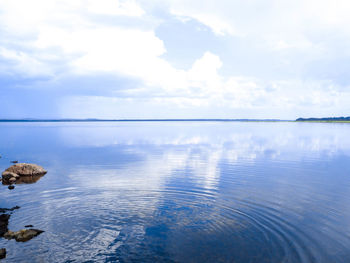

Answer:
[25,225,33,228]
[0,206,20,213]
[2,164,46,185]
[11,161,18,164]
[0,248,6,259]
[9,177,16,183]
[4,229,44,242]
[2,172,19,185]
[0,214,10,237]
[2,172,19,183]
[8,185,14,190]
[0,207,19,238]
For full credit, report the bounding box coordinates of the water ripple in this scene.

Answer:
[1,122,350,262]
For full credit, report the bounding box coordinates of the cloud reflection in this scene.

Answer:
[2,122,350,262]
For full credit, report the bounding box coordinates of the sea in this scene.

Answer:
[1,121,350,262]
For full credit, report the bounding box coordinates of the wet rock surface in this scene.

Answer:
[0,206,20,213]
[0,208,20,240]
[0,214,10,237]
[2,172,19,183]
[4,229,44,242]
[0,248,5,259]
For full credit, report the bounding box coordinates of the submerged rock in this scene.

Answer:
[8,185,14,190]
[2,172,19,182]
[0,206,20,213]
[0,214,10,237]
[2,163,47,185]
[4,229,44,242]
[0,248,5,259]
[9,177,16,183]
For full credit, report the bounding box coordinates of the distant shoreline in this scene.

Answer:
[296,117,350,123]
[295,120,350,123]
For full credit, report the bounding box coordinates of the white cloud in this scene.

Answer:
[0,47,54,76]
[188,52,222,90]
[172,11,236,36]
[1,0,350,118]
[166,0,350,50]
[87,0,145,16]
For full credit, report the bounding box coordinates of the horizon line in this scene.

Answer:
[0,118,292,122]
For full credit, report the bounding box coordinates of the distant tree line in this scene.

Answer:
[296,116,350,121]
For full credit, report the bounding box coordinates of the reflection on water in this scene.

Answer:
[1,122,350,262]
[2,175,44,185]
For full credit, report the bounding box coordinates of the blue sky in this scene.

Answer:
[0,0,349,119]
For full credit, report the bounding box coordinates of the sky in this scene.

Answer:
[0,0,350,119]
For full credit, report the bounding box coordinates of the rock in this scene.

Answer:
[2,172,19,185]
[3,163,47,177]
[4,229,44,242]
[0,206,20,213]
[2,171,19,181]
[25,225,33,228]
[11,160,18,163]
[8,185,14,190]
[0,214,10,237]
[9,177,16,183]
[0,248,6,259]
[2,164,46,185]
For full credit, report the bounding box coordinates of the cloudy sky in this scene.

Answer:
[0,0,350,119]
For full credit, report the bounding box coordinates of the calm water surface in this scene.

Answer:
[1,122,350,262]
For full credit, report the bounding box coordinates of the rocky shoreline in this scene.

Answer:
[1,162,47,260]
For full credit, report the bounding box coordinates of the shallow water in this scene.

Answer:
[1,121,350,262]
